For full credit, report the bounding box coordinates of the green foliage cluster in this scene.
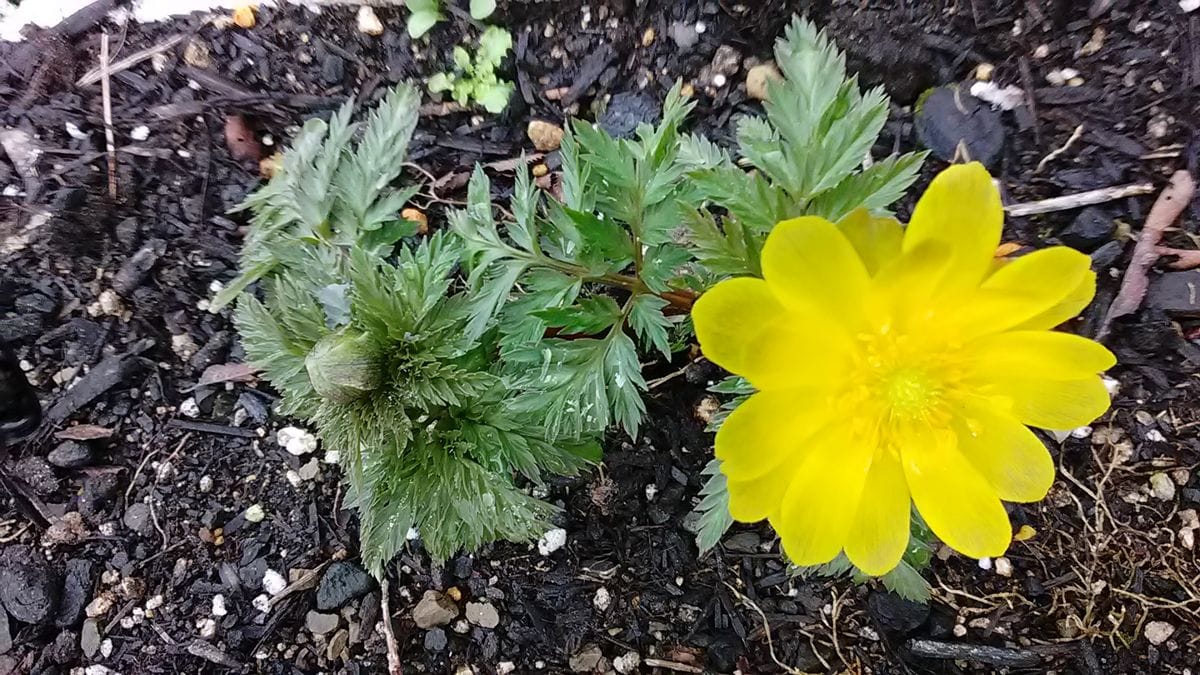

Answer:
[407,0,497,39]
[222,84,595,576]
[428,26,515,114]
[222,17,926,581]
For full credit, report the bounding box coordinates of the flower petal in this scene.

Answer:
[962,331,1116,381]
[716,391,831,482]
[776,426,874,567]
[954,400,1055,502]
[901,425,1011,559]
[981,376,1111,431]
[903,162,1003,290]
[868,240,953,333]
[761,216,870,327]
[837,208,903,275]
[691,277,785,377]
[937,247,1091,340]
[1011,269,1097,331]
[844,452,911,576]
[727,458,800,522]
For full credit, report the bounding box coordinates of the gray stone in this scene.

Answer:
[305,611,339,635]
[315,562,374,611]
[1147,271,1200,316]
[80,619,101,658]
[47,441,96,469]
[0,558,60,624]
[423,627,447,652]
[915,86,1005,169]
[465,601,499,629]
[11,456,56,495]
[569,644,604,672]
[123,503,155,536]
[412,590,458,629]
[1060,207,1115,252]
[0,608,10,654]
[55,559,94,627]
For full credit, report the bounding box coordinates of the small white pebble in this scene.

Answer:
[357,6,385,35]
[406,526,421,541]
[994,557,1013,577]
[1181,0,1200,13]
[1146,429,1167,442]
[613,652,641,674]
[712,73,727,87]
[252,593,271,613]
[65,122,88,140]
[199,475,213,492]
[1070,426,1093,439]
[645,484,658,500]
[978,557,993,570]
[497,662,516,675]
[695,21,707,33]
[593,587,611,611]
[953,623,968,637]
[208,279,224,294]
[145,594,164,611]
[244,504,266,523]
[537,528,568,556]
[198,617,217,639]
[261,134,274,146]
[179,397,201,418]
[99,638,114,657]
[277,426,318,456]
[1102,376,1120,397]
[262,569,287,596]
[212,594,228,617]
[323,450,340,465]
[675,576,684,586]
[285,470,303,488]
[130,125,151,141]
[1145,620,1175,645]
[1150,472,1177,501]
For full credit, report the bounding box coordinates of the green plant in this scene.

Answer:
[428,26,515,113]
[450,82,704,441]
[406,0,443,38]
[222,84,596,575]
[470,0,496,20]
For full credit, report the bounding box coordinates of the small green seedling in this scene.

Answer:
[407,0,443,38]
[428,26,514,113]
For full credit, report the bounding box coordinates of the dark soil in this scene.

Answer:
[2,0,1199,673]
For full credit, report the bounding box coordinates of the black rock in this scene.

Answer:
[78,473,121,521]
[0,314,43,342]
[451,555,473,580]
[705,633,742,672]
[47,441,96,469]
[423,627,447,652]
[1060,207,1115,252]
[0,558,61,624]
[11,456,56,495]
[915,86,1005,169]
[867,589,929,635]
[55,559,94,628]
[0,607,10,655]
[44,629,78,664]
[321,54,345,84]
[599,92,661,139]
[315,562,375,611]
[14,293,57,315]
[1090,240,1124,270]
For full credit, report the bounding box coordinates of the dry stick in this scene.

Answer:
[1004,182,1156,217]
[380,578,404,675]
[724,582,812,675]
[99,31,118,200]
[1099,170,1197,339]
[77,33,185,86]
[1035,123,1084,173]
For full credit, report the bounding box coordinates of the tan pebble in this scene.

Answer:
[232,5,256,29]
[641,27,655,47]
[527,120,565,152]
[531,164,549,178]
[745,62,782,101]
[401,208,429,234]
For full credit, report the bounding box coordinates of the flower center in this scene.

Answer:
[879,366,941,418]
[850,328,959,425]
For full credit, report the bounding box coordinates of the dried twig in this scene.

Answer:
[1036,124,1084,173]
[77,33,185,86]
[99,31,118,200]
[381,578,404,675]
[1005,182,1156,217]
[642,659,704,674]
[908,639,1043,668]
[724,582,814,674]
[1099,170,1197,339]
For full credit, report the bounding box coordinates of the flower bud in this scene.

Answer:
[305,331,381,403]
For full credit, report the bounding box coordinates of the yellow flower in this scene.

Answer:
[692,162,1114,576]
